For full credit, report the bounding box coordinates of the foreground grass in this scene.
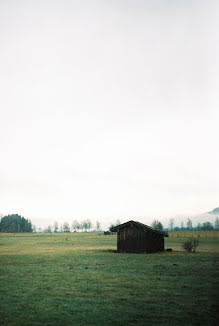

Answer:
[0,233,219,325]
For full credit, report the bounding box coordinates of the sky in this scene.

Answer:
[0,0,218,229]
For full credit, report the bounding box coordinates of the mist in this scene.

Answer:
[0,1,218,229]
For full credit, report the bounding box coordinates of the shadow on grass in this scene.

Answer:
[100,249,177,255]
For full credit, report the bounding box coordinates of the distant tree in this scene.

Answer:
[109,224,115,232]
[109,219,121,232]
[82,219,92,232]
[151,220,163,231]
[63,222,70,232]
[180,221,185,231]
[32,225,37,233]
[44,225,52,233]
[87,219,92,231]
[201,222,214,231]
[79,222,84,232]
[196,223,202,231]
[53,221,59,233]
[0,214,33,233]
[76,221,81,232]
[215,217,219,230]
[71,220,80,232]
[81,220,87,232]
[96,220,101,231]
[186,218,193,230]
[168,218,174,231]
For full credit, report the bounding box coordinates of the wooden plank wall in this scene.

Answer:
[117,225,164,253]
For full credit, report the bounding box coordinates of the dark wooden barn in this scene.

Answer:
[110,220,168,253]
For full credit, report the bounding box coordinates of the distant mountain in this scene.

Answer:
[176,207,219,227]
[208,207,219,215]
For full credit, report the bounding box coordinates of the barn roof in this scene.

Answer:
[110,220,168,237]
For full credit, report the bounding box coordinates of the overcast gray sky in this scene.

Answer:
[0,0,218,229]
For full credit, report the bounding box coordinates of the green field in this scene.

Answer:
[0,232,219,325]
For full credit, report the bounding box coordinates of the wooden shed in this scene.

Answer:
[110,220,168,253]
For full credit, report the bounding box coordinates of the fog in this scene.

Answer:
[0,1,218,229]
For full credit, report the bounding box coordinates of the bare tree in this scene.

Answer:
[82,219,92,232]
[80,221,84,232]
[96,220,101,231]
[186,218,193,230]
[53,221,59,233]
[63,222,70,232]
[71,220,80,232]
[87,219,92,231]
[169,218,174,231]
[83,220,88,232]
[151,220,163,231]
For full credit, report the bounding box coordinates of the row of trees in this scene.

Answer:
[43,216,219,233]
[42,220,102,233]
[151,217,219,232]
[0,214,33,233]
[168,217,219,231]
[1,214,218,233]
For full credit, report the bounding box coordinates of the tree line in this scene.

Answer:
[42,219,101,233]
[1,214,218,233]
[151,217,219,232]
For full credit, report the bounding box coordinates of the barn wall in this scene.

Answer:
[117,225,164,253]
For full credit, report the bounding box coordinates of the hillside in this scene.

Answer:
[208,207,219,215]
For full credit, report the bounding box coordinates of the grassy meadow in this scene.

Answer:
[0,232,219,326]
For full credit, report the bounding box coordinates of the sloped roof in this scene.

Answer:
[110,220,168,237]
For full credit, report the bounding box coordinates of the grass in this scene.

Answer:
[169,230,219,238]
[0,232,219,325]
[166,232,219,253]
